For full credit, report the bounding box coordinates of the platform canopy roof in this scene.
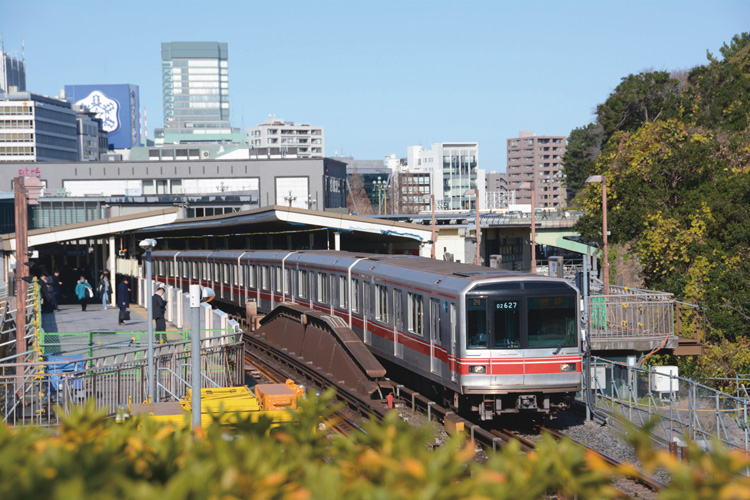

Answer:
[1,208,180,252]
[133,205,434,243]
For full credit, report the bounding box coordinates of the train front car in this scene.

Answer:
[461,278,581,420]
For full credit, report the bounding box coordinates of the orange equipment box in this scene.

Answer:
[254,379,305,410]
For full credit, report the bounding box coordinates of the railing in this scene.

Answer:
[0,279,42,364]
[0,333,243,427]
[588,293,674,340]
[590,357,749,451]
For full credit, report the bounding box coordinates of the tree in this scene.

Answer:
[561,122,604,202]
[346,171,375,216]
[595,71,682,143]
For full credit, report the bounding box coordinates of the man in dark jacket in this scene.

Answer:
[117,278,131,325]
[152,284,168,334]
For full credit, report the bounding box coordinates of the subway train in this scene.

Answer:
[151,249,582,420]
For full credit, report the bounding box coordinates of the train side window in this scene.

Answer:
[191,262,198,280]
[248,265,256,288]
[239,264,245,286]
[214,263,220,282]
[284,268,291,294]
[261,266,270,290]
[274,267,282,293]
[352,279,360,313]
[338,276,347,308]
[298,270,308,299]
[375,284,389,323]
[203,262,209,280]
[223,264,229,285]
[316,273,328,303]
[467,297,488,349]
[407,293,424,336]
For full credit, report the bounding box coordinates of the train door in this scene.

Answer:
[393,289,403,358]
[449,303,458,383]
[430,298,441,375]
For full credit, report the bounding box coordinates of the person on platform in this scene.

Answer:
[74,276,93,311]
[152,284,168,337]
[98,272,111,310]
[117,278,131,325]
[46,271,60,310]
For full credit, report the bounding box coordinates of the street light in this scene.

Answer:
[139,238,157,402]
[422,193,436,259]
[284,190,297,208]
[373,177,389,215]
[516,181,536,274]
[464,189,481,266]
[586,175,609,295]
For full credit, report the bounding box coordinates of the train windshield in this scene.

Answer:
[527,296,577,348]
[466,282,577,350]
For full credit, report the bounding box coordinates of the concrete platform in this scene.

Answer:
[42,302,175,334]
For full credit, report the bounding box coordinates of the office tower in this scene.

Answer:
[0,49,26,93]
[506,131,567,209]
[65,84,140,149]
[406,142,481,210]
[161,42,231,134]
[0,92,78,162]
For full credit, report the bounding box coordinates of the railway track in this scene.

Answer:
[243,331,386,436]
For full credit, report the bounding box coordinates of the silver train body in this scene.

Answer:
[151,249,582,419]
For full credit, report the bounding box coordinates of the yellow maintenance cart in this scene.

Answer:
[127,380,305,427]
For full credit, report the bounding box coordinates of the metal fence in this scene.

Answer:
[0,280,41,364]
[590,357,750,451]
[0,333,243,426]
[588,291,675,340]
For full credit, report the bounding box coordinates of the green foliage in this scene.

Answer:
[596,71,683,143]
[570,32,750,344]
[1,400,750,499]
[561,122,604,201]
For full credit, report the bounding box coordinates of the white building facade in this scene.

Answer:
[247,119,324,158]
[406,142,483,210]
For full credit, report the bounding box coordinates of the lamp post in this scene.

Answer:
[284,190,297,208]
[464,189,481,266]
[516,182,536,273]
[586,175,609,295]
[374,177,388,215]
[139,238,157,402]
[422,193,436,259]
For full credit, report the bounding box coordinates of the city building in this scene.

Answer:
[65,84,140,150]
[406,142,483,211]
[0,158,348,231]
[0,92,78,162]
[0,48,25,93]
[506,131,567,209]
[161,42,231,135]
[247,119,324,158]
[73,105,108,161]
[485,172,513,209]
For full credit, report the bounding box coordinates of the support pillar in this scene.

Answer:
[334,232,341,251]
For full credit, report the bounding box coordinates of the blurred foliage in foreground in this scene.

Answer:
[0,391,748,500]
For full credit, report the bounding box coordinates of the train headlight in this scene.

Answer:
[560,363,576,372]
[469,365,487,374]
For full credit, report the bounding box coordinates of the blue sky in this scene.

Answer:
[2,0,747,171]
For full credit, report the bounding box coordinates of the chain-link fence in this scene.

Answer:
[590,357,749,451]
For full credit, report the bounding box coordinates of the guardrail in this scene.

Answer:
[589,294,674,339]
[590,357,749,451]
[0,333,243,427]
[0,279,42,364]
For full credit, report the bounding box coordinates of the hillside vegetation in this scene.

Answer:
[564,33,750,377]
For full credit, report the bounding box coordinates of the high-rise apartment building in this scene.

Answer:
[506,131,566,209]
[247,119,324,158]
[406,142,482,210]
[0,92,78,162]
[161,42,231,134]
[0,49,26,94]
